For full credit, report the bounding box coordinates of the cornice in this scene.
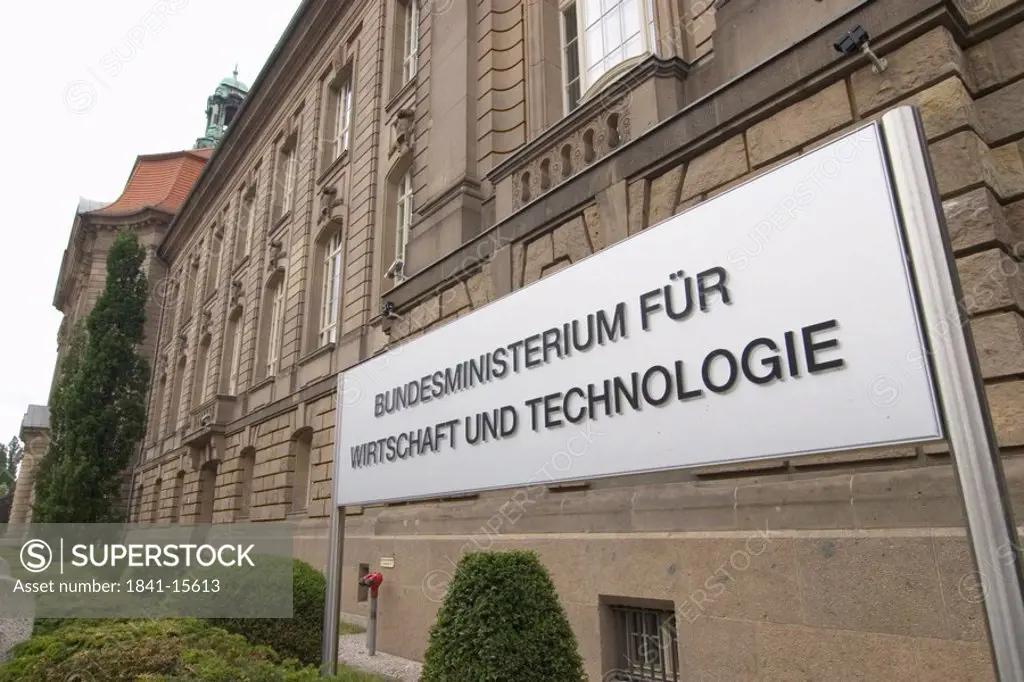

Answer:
[159,0,347,263]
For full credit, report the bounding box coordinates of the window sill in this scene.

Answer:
[270,211,292,235]
[318,150,349,185]
[385,77,416,114]
[231,254,250,275]
[248,375,276,393]
[299,341,335,366]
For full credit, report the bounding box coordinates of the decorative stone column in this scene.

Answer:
[6,406,50,532]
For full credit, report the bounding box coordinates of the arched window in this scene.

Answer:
[131,484,144,523]
[171,470,186,523]
[150,477,162,523]
[258,274,286,379]
[319,230,343,346]
[238,447,255,519]
[196,461,218,524]
[290,429,313,513]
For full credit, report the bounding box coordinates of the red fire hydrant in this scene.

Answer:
[358,572,384,655]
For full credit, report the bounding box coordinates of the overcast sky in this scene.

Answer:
[0,0,305,442]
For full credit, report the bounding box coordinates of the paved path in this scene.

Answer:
[339,633,423,682]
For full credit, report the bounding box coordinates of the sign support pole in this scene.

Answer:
[321,393,348,677]
[882,107,1024,681]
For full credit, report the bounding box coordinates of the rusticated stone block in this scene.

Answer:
[551,216,591,263]
[898,76,980,141]
[679,135,748,202]
[647,165,684,226]
[978,78,1024,143]
[627,178,649,235]
[439,280,470,317]
[852,27,971,116]
[929,132,1023,199]
[971,311,1024,378]
[942,188,1014,253]
[521,233,553,286]
[988,380,1024,447]
[595,180,629,249]
[747,81,852,167]
[582,204,605,251]
[968,20,1024,90]
[465,267,494,308]
[956,249,1024,315]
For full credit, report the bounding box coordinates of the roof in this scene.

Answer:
[21,405,50,431]
[77,197,111,214]
[88,148,215,218]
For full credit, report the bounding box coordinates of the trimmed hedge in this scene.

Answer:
[206,557,326,666]
[0,619,383,682]
[421,549,586,682]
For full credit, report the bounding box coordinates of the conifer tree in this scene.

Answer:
[32,230,150,523]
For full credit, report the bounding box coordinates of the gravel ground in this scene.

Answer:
[338,633,423,682]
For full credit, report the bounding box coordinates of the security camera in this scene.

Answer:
[834,25,888,73]
[382,301,399,320]
[200,414,212,427]
[385,258,405,281]
[834,25,869,55]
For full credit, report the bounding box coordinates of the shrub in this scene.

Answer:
[0,619,383,682]
[206,557,326,666]
[420,549,586,682]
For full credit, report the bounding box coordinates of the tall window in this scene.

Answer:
[266,280,286,377]
[319,232,343,345]
[273,139,298,223]
[393,169,413,282]
[323,75,353,166]
[205,228,223,299]
[194,336,211,406]
[224,311,244,395]
[561,0,657,111]
[402,0,419,84]
[290,431,313,513]
[235,187,257,262]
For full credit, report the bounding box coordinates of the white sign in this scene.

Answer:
[334,123,942,507]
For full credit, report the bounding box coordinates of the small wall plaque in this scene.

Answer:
[379,557,395,569]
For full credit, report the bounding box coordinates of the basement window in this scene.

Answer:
[604,601,679,682]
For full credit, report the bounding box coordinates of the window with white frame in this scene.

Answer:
[319,231,343,345]
[402,0,419,84]
[236,185,257,261]
[393,169,413,281]
[225,311,244,395]
[560,0,657,112]
[328,77,353,162]
[266,280,285,377]
[273,140,298,222]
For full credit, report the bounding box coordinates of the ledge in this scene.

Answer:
[317,149,349,186]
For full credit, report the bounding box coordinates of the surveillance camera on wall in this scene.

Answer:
[834,25,870,55]
[200,414,212,427]
[382,300,399,320]
[833,25,887,73]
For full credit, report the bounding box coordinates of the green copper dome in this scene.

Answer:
[194,66,249,150]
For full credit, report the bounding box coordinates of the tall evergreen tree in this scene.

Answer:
[0,437,23,481]
[32,231,150,523]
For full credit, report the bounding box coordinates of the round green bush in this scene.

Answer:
[206,557,326,666]
[0,618,381,682]
[420,549,586,682]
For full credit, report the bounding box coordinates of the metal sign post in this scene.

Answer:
[881,106,1024,681]
[320,396,347,677]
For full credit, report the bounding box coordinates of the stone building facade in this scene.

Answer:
[37,0,1024,678]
